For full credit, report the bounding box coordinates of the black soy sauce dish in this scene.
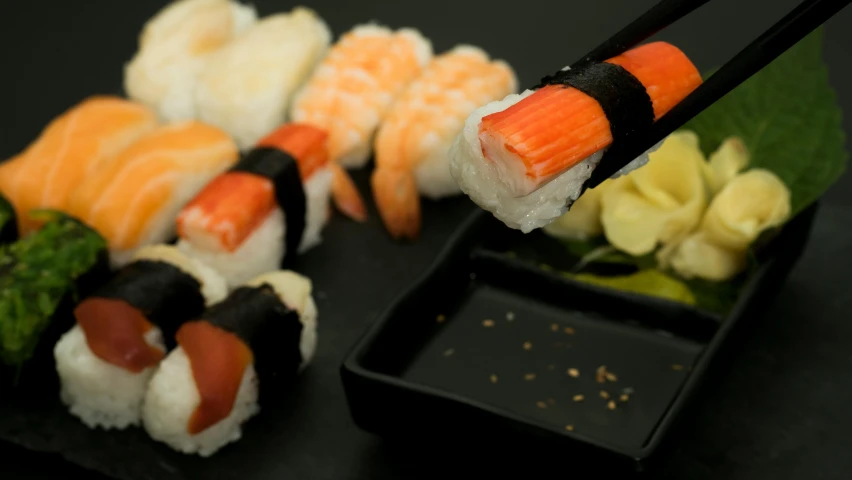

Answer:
[340,202,818,472]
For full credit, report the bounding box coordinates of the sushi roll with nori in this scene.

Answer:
[0,211,108,375]
[54,244,227,430]
[176,124,332,288]
[142,270,317,456]
[448,42,703,233]
[0,193,17,244]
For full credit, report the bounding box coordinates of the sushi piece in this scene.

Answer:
[194,7,332,149]
[0,211,108,373]
[65,121,239,268]
[372,45,518,240]
[289,23,433,221]
[449,41,703,233]
[143,270,317,456]
[0,193,17,244]
[54,244,227,430]
[176,123,332,288]
[124,0,258,122]
[0,96,158,235]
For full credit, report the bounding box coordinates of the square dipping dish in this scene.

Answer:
[341,204,818,472]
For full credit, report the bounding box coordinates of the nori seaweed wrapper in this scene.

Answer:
[231,148,306,267]
[535,62,656,190]
[0,210,109,383]
[90,260,206,350]
[205,284,303,394]
[0,193,17,244]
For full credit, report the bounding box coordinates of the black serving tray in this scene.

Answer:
[341,202,819,472]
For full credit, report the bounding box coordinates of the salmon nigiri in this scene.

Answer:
[372,45,517,240]
[176,123,333,289]
[66,121,239,267]
[289,23,434,221]
[449,41,703,233]
[0,96,158,234]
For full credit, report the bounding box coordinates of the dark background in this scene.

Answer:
[2,0,851,478]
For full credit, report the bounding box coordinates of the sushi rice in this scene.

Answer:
[143,270,318,456]
[54,245,227,430]
[448,89,660,233]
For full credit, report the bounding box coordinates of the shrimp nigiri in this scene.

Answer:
[0,96,158,234]
[372,45,517,240]
[66,121,239,267]
[176,123,333,289]
[289,23,433,221]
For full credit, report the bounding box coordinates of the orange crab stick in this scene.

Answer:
[176,320,254,435]
[478,41,702,197]
[176,123,329,253]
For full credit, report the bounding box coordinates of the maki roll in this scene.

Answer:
[0,193,17,244]
[54,244,227,430]
[0,212,108,375]
[176,124,332,288]
[143,270,317,456]
[448,41,703,232]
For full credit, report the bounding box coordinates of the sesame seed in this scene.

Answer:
[443,349,454,357]
[482,319,495,327]
[567,368,579,378]
[551,323,559,332]
[506,312,515,321]
[600,390,610,399]
[596,366,607,383]
[672,364,684,371]
[605,372,618,382]
[620,394,630,402]
[523,342,532,350]
[565,425,575,432]
[564,327,575,335]
[607,400,617,410]
[536,401,548,409]
[524,373,536,381]
[436,314,446,323]
[490,374,498,384]
[573,394,584,402]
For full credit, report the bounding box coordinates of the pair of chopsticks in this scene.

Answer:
[577,0,851,189]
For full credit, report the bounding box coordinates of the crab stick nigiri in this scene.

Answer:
[143,270,318,457]
[0,96,158,235]
[124,0,258,122]
[54,245,227,430]
[194,7,331,149]
[289,23,433,221]
[372,45,518,240]
[65,121,239,268]
[449,41,703,233]
[176,123,332,289]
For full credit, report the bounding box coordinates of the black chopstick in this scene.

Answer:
[577,0,712,67]
[583,0,852,189]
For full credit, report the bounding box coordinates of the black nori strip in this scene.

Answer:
[230,148,306,268]
[205,284,303,384]
[92,260,206,350]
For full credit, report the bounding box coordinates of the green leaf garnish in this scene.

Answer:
[684,28,848,216]
[564,269,697,306]
[0,213,106,368]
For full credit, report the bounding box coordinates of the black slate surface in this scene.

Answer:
[1,0,852,479]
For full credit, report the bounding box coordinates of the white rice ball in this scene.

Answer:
[448,90,659,233]
[178,167,332,290]
[54,325,165,430]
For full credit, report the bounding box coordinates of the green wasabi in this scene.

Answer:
[0,210,106,368]
[565,269,697,306]
[0,193,15,244]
